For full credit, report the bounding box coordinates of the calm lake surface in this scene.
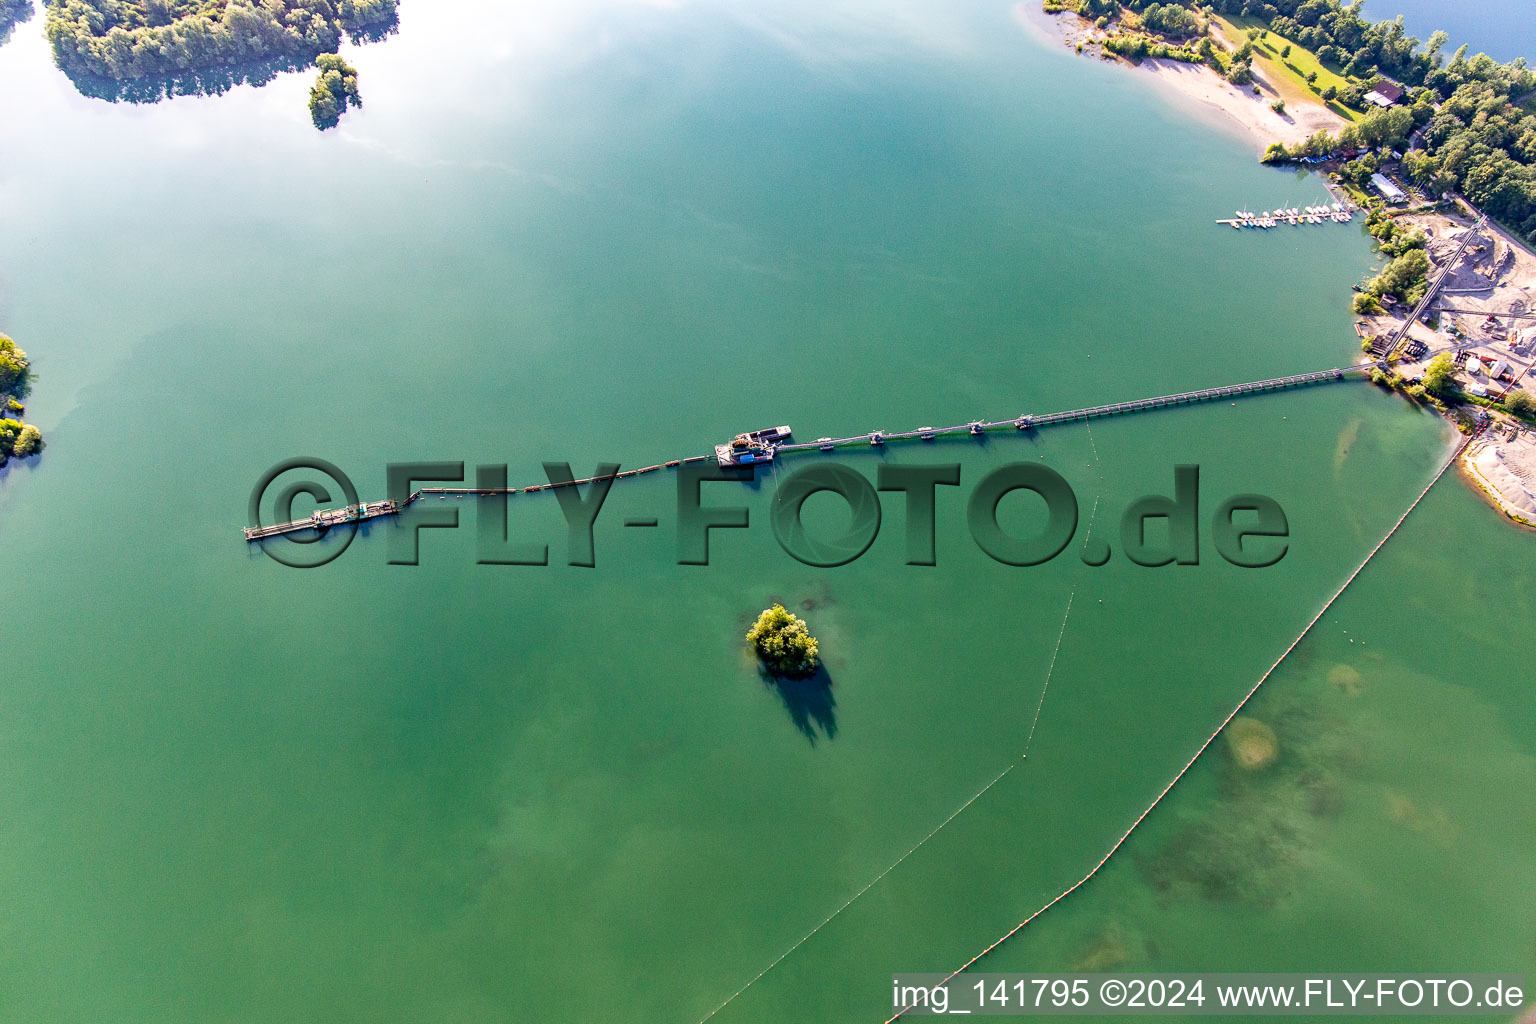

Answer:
[1363,0,1536,65]
[0,1,1532,1021]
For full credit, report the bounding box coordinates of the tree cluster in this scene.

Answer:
[1365,247,1429,304]
[1206,0,1445,85]
[1137,2,1201,39]
[0,0,34,45]
[746,605,820,678]
[1357,207,1430,303]
[1261,104,1415,163]
[1422,351,1461,398]
[0,420,43,464]
[1400,72,1536,239]
[1103,31,1203,64]
[0,334,28,395]
[308,51,359,129]
[1065,1,1210,66]
[0,334,42,467]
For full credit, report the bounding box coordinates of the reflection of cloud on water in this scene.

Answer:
[337,129,591,196]
[729,1,976,72]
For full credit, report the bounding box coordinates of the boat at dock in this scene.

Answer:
[1217,200,1354,231]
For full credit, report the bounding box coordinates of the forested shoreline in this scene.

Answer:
[0,0,33,43]
[42,0,396,81]
[33,1,395,127]
[1053,0,1536,244]
[1245,0,1536,242]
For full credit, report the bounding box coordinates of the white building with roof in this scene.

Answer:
[1370,173,1406,203]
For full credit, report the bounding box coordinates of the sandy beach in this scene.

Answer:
[1460,437,1536,529]
[1012,2,1345,152]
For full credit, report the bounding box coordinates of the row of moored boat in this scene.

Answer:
[1231,202,1353,228]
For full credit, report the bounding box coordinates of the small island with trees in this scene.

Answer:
[746,604,820,678]
[308,53,361,130]
[0,334,44,468]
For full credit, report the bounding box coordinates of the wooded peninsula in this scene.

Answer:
[0,0,33,43]
[43,0,396,80]
[1046,0,1536,247]
[39,0,396,127]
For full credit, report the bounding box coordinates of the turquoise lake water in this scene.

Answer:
[0,1,1532,1021]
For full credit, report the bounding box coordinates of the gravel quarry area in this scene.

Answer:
[1465,423,1536,527]
[1361,212,1536,382]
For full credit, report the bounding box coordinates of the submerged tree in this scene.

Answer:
[308,53,362,130]
[1225,716,1279,771]
[746,604,820,678]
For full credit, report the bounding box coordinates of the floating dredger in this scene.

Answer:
[714,425,792,467]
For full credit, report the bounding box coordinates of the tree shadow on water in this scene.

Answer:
[761,664,837,745]
[61,57,310,104]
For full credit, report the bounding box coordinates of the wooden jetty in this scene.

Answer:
[244,365,1378,541]
[775,365,1368,454]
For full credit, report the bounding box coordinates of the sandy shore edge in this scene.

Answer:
[1011,3,1345,152]
[1459,441,1536,530]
